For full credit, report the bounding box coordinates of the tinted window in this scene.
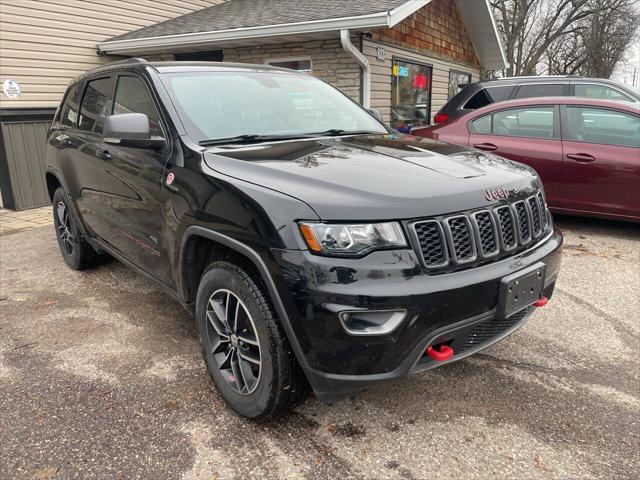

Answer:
[514,84,564,99]
[565,107,640,147]
[492,106,555,139]
[78,77,113,134]
[113,76,162,137]
[469,115,492,134]
[162,71,386,142]
[574,84,633,102]
[464,86,513,109]
[59,84,81,127]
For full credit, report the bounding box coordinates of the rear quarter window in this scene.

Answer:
[464,86,513,110]
[58,84,81,127]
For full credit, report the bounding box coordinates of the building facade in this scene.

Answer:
[0,0,505,210]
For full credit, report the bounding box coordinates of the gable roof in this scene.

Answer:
[106,0,411,42]
[98,0,506,69]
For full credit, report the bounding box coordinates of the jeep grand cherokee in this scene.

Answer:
[46,59,562,419]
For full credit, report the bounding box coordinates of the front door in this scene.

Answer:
[467,105,563,205]
[92,73,173,285]
[560,105,640,218]
[72,75,116,234]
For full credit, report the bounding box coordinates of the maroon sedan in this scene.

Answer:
[413,97,640,222]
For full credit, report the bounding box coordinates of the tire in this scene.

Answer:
[196,261,308,420]
[52,188,101,270]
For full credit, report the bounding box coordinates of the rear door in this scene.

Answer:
[467,105,564,204]
[560,105,640,218]
[91,72,173,284]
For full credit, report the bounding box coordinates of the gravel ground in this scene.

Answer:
[1,215,638,480]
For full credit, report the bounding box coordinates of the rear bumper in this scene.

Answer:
[272,230,562,402]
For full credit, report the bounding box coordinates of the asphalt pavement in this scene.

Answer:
[1,213,638,479]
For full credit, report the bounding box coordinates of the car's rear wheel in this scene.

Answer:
[52,188,101,270]
[196,261,308,420]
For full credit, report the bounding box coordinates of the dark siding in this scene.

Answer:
[0,115,52,210]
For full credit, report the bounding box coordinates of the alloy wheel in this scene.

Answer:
[56,201,74,255]
[206,289,262,395]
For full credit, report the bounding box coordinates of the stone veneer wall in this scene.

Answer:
[223,39,361,101]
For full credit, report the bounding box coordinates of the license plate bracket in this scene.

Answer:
[498,262,546,318]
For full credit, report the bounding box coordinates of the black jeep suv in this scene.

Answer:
[46,59,562,419]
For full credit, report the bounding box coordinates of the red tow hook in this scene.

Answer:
[533,296,548,307]
[426,344,454,362]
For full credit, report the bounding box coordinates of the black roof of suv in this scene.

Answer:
[45,59,563,419]
[435,75,640,124]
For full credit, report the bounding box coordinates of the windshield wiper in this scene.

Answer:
[199,134,300,147]
[198,130,385,147]
[304,129,385,137]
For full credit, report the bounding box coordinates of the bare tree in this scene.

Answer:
[544,0,640,77]
[581,0,640,78]
[491,0,598,76]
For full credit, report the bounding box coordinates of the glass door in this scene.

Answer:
[391,58,432,132]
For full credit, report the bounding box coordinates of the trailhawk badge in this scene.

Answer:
[485,187,510,201]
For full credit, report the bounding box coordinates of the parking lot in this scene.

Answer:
[1,209,638,480]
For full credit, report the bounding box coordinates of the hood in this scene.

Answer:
[203,135,540,220]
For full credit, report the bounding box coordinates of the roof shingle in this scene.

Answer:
[106,0,408,42]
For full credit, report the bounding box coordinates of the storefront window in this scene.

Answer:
[391,59,432,132]
[448,71,472,99]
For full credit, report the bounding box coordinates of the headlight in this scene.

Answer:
[299,222,407,256]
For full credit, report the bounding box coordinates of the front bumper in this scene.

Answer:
[272,230,563,402]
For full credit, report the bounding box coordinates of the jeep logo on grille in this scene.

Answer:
[485,188,510,201]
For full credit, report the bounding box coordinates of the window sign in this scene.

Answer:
[391,59,432,132]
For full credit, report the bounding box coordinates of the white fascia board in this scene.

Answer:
[387,0,433,27]
[98,12,391,54]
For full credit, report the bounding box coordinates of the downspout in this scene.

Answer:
[340,29,371,108]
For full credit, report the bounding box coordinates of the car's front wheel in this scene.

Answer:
[52,188,101,270]
[196,261,308,420]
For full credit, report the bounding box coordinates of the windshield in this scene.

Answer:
[160,70,387,143]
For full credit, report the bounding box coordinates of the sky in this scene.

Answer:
[612,40,640,88]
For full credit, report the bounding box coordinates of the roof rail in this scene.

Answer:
[486,75,583,81]
[105,58,149,66]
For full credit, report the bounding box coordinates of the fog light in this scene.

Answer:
[338,309,407,336]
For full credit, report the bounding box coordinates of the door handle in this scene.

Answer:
[473,143,497,152]
[97,150,112,161]
[567,153,595,163]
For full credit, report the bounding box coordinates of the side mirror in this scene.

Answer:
[103,113,165,150]
[368,108,384,123]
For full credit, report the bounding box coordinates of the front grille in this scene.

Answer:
[528,196,542,237]
[514,201,531,243]
[413,220,447,267]
[446,216,475,263]
[496,206,517,250]
[460,308,530,352]
[473,211,499,256]
[411,191,550,273]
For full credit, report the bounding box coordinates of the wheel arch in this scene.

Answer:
[178,226,311,372]
[45,169,63,202]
